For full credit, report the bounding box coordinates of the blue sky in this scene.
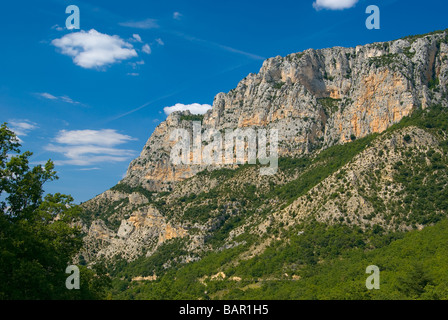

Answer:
[1,0,447,203]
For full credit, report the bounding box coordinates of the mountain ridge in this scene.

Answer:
[118,28,447,192]
[77,29,448,299]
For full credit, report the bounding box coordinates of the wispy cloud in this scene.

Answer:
[142,44,151,54]
[51,24,64,31]
[155,38,164,46]
[164,103,212,116]
[52,29,138,69]
[46,129,137,166]
[106,91,183,122]
[132,34,142,42]
[172,31,265,61]
[54,129,136,146]
[119,18,159,29]
[173,12,182,20]
[313,0,358,10]
[129,60,145,69]
[38,92,81,105]
[40,92,58,100]
[60,96,79,104]
[8,120,38,139]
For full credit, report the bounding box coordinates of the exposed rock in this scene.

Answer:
[120,31,448,192]
[82,205,187,262]
[132,275,157,281]
[80,30,448,266]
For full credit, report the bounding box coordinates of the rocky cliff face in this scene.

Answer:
[81,30,448,264]
[82,204,186,262]
[122,30,448,192]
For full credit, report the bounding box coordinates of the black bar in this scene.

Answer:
[1,300,446,319]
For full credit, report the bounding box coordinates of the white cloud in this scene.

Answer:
[132,34,142,42]
[38,92,80,104]
[313,0,358,10]
[8,120,38,137]
[46,144,134,166]
[51,24,64,31]
[55,129,135,146]
[173,12,182,20]
[51,29,138,69]
[46,129,137,166]
[119,18,159,29]
[40,92,58,100]
[127,72,139,76]
[155,38,164,46]
[129,60,145,68]
[60,96,79,104]
[163,103,212,116]
[142,44,151,54]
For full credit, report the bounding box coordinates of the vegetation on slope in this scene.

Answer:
[103,104,448,300]
[110,218,448,300]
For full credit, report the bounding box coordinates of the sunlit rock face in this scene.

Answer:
[121,31,447,192]
[80,30,448,263]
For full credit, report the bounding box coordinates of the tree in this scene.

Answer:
[396,262,434,299]
[0,123,110,299]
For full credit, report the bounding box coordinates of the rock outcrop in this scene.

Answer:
[122,30,448,191]
[81,29,448,263]
[82,204,186,262]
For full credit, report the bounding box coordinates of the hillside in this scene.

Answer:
[78,29,448,300]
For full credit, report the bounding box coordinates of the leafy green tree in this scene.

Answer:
[396,262,434,299]
[0,123,110,299]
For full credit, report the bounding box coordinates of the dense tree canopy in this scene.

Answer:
[0,123,110,299]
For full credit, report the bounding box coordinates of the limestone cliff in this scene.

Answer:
[80,29,448,263]
[122,30,448,192]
